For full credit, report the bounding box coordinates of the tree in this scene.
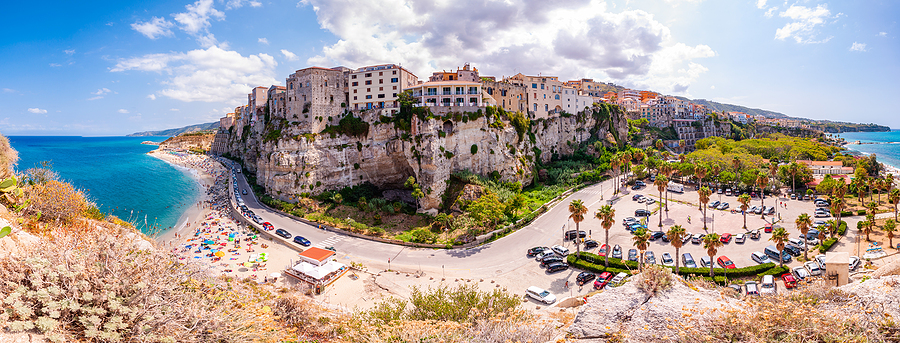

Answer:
[332,193,343,204]
[695,165,708,190]
[632,228,651,272]
[738,194,751,230]
[884,219,897,249]
[568,199,588,259]
[611,155,621,195]
[702,233,723,277]
[434,213,452,231]
[655,175,668,228]
[890,188,900,222]
[756,174,769,209]
[467,192,504,229]
[504,194,526,217]
[795,213,812,260]
[699,186,712,230]
[405,176,423,210]
[778,162,813,193]
[622,151,633,183]
[595,205,615,267]
[864,213,876,241]
[769,227,790,268]
[666,225,687,274]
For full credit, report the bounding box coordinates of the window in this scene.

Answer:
[379,87,383,91]
[353,89,357,93]
[393,93,397,97]
[377,79,383,84]
[469,97,476,103]
[324,81,327,87]
[501,89,507,96]
[377,94,385,98]
[540,84,544,90]
[365,80,372,85]
[393,86,397,90]
[443,87,451,95]
[353,96,357,100]
[352,82,358,86]
[544,104,548,111]
[533,104,537,111]
[532,83,537,89]
[289,83,293,90]
[391,77,398,83]
[554,95,560,100]
[379,72,383,76]
[367,88,371,92]
[468,87,478,94]
[543,94,546,99]
[456,87,464,95]
[366,95,372,99]
[487,87,493,95]
[427,88,437,96]
[364,73,371,77]
[392,70,397,74]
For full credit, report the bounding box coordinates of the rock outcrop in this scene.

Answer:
[160,133,215,152]
[223,105,627,212]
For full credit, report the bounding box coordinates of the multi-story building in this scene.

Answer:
[564,78,607,98]
[285,66,348,133]
[267,85,287,119]
[672,115,731,152]
[618,89,640,101]
[640,91,658,102]
[248,86,268,123]
[219,112,235,130]
[727,111,750,124]
[408,81,483,108]
[348,64,418,112]
[505,73,564,119]
[560,85,593,114]
[796,160,854,175]
[482,79,526,113]
[428,63,480,82]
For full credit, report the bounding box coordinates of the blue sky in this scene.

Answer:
[1,0,897,135]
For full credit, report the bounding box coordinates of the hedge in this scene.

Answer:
[759,266,790,276]
[571,252,778,278]
[840,211,853,217]
[567,255,632,276]
[857,210,867,215]
[818,237,838,253]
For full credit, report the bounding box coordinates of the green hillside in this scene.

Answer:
[127,122,219,137]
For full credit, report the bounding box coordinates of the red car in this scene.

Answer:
[717,256,736,269]
[764,223,773,233]
[782,273,797,289]
[593,272,613,289]
[262,222,274,231]
[720,233,732,243]
[597,244,609,257]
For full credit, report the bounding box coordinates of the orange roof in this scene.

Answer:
[797,160,843,166]
[298,247,335,262]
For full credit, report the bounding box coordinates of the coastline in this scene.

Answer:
[148,150,207,242]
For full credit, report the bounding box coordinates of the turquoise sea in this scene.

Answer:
[7,136,199,235]
[838,130,900,170]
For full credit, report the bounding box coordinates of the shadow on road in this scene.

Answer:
[446,243,490,258]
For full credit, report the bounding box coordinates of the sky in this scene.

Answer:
[1,0,898,135]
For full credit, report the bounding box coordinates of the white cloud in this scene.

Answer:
[226,0,262,9]
[147,94,157,100]
[849,42,867,52]
[92,88,112,95]
[281,49,299,61]
[775,4,833,43]
[174,0,225,36]
[710,85,715,89]
[2,88,14,93]
[131,17,175,39]
[756,0,767,9]
[87,96,103,101]
[49,63,62,67]
[878,32,887,37]
[764,7,778,18]
[170,108,180,111]
[118,109,130,114]
[64,49,75,55]
[112,45,278,103]
[258,37,269,45]
[301,0,714,94]
[28,108,47,114]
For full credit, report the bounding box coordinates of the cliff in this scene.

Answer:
[159,132,215,152]
[128,122,219,137]
[223,105,628,212]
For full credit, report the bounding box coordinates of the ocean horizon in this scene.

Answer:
[837,130,900,171]
[7,136,200,235]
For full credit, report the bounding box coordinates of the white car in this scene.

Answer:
[793,266,811,280]
[661,253,675,267]
[535,250,555,261]
[849,256,861,271]
[751,251,771,264]
[526,286,556,304]
[735,234,746,244]
[760,274,777,295]
[551,245,570,257]
[788,238,807,249]
[805,261,823,276]
[815,254,827,271]
[608,272,629,287]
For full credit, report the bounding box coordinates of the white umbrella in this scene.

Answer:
[269,272,282,278]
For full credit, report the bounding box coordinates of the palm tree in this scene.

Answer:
[864,214,875,241]
[667,225,687,274]
[788,163,799,193]
[731,156,741,175]
[738,193,751,230]
[699,186,712,230]
[611,156,621,195]
[756,174,769,209]
[709,164,721,189]
[890,188,900,222]
[663,163,676,212]
[622,151,633,183]
[795,213,812,260]
[884,219,897,249]
[702,233,723,277]
[655,175,669,228]
[695,165,708,191]
[769,227,790,268]
[868,201,879,218]
[568,199,588,259]
[632,228,651,272]
[595,205,615,267]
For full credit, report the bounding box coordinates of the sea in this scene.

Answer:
[7,136,199,236]
[837,130,900,171]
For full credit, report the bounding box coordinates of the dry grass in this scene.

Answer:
[637,264,675,296]
[0,133,17,179]
[24,180,91,224]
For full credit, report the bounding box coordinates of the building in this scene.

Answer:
[727,111,750,124]
[482,79,527,113]
[797,160,854,175]
[348,63,418,112]
[428,63,480,82]
[505,73,564,119]
[219,112,235,130]
[248,86,268,123]
[409,80,483,108]
[267,85,287,119]
[285,247,348,288]
[285,66,348,133]
[640,91,658,102]
[564,78,608,98]
[672,115,731,152]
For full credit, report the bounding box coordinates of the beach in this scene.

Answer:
[149,149,300,286]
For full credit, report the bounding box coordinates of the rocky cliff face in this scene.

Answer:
[224,105,628,212]
[160,133,215,151]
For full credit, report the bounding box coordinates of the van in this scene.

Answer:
[682,253,697,268]
[526,286,556,304]
[764,245,792,263]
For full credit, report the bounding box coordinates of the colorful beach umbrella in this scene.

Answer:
[214,251,225,257]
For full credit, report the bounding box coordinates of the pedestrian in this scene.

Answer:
[565,281,569,289]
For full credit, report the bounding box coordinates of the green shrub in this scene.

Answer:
[840,210,853,217]
[471,144,478,154]
[321,115,369,138]
[818,237,838,253]
[573,252,778,278]
[759,266,790,276]
[857,209,867,215]
[367,284,520,323]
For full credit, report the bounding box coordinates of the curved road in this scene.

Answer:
[228,159,613,281]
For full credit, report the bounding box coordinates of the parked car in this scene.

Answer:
[540,256,564,268]
[720,233,732,243]
[607,272,629,287]
[717,188,724,194]
[275,229,292,239]
[717,202,730,210]
[760,275,777,295]
[527,246,549,257]
[551,245,570,256]
[584,240,600,249]
[745,281,760,296]
[565,230,586,241]
[815,254,827,271]
[792,266,811,280]
[700,256,712,268]
[628,249,639,262]
[632,194,644,201]
[594,272,614,289]
[717,256,736,269]
[661,253,675,267]
[708,200,721,208]
[788,238,807,249]
[292,236,311,246]
[764,245,792,263]
[735,233,746,244]
[790,193,797,200]
[635,209,651,217]
[728,284,742,293]
[682,253,697,268]
[805,261,823,276]
[725,189,733,196]
[535,250,556,261]
[849,256,861,271]
[623,217,639,226]
[576,272,596,285]
[751,251,771,264]
[750,205,760,214]
[526,286,556,304]
[764,224,773,233]
[262,222,274,231]
[649,231,665,241]
[612,245,623,259]
[783,244,801,257]
[765,207,775,215]
[749,230,761,240]
[782,273,798,289]
[546,262,569,273]
[645,198,656,205]
[644,251,657,265]
[691,233,705,244]
[596,243,608,256]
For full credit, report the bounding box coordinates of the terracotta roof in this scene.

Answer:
[797,160,843,167]
[298,247,335,262]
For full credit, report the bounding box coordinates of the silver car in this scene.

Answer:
[760,275,777,295]
[805,261,823,276]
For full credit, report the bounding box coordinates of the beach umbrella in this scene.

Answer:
[214,251,225,257]
[269,272,282,278]
[204,240,215,245]
[210,249,219,253]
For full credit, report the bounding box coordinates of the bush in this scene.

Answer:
[572,252,778,278]
[26,180,91,224]
[818,237,839,253]
[471,144,478,154]
[759,265,790,276]
[367,284,520,323]
[857,209,867,215]
[840,210,853,217]
[321,115,369,138]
